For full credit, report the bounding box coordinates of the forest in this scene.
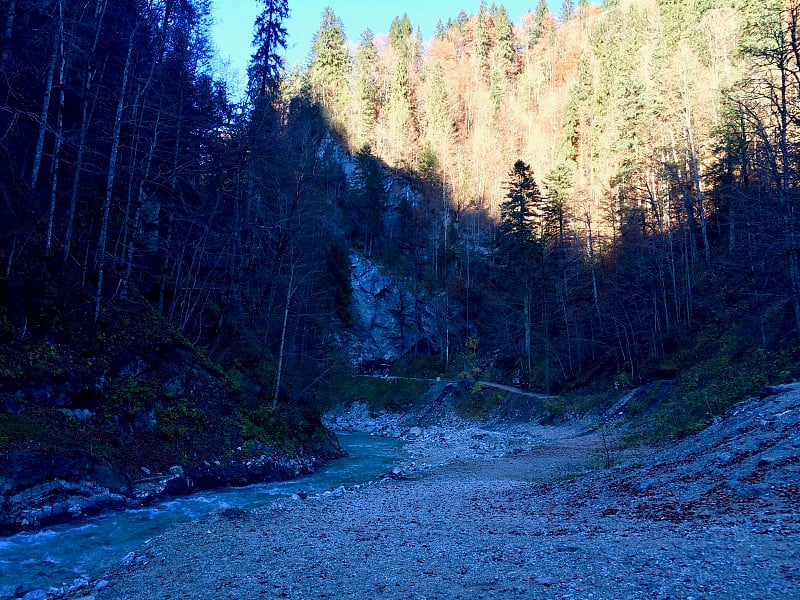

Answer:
[2,0,800,451]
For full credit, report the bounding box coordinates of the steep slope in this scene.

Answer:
[0,276,342,535]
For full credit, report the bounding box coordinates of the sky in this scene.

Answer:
[210,1,557,99]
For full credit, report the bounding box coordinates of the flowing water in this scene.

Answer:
[0,433,403,598]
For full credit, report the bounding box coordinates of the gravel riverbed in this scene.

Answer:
[58,385,800,600]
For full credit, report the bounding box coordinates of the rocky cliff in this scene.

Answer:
[338,254,443,371]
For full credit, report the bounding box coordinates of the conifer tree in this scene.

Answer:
[474,1,490,74]
[308,7,350,113]
[353,28,378,146]
[250,0,288,98]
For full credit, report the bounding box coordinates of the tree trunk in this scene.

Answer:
[45,2,65,257]
[273,265,295,409]
[65,0,108,264]
[31,23,59,190]
[2,1,16,66]
[524,287,531,375]
[684,101,710,263]
[95,29,135,321]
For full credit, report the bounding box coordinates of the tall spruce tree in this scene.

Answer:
[308,7,350,113]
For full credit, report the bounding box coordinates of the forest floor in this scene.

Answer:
[60,384,800,599]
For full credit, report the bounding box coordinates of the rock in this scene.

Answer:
[406,427,423,440]
[57,408,94,421]
[21,590,48,600]
[535,577,555,586]
[140,466,151,476]
[735,483,771,498]
[133,410,157,430]
[14,584,33,598]
[339,254,444,368]
[94,579,110,591]
[90,462,130,493]
[119,551,136,568]
[70,578,89,592]
[716,452,735,464]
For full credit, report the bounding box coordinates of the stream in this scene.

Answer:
[0,433,403,598]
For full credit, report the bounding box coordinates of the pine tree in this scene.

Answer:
[497,160,543,256]
[353,28,378,146]
[307,7,350,113]
[494,5,514,75]
[561,0,575,23]
[250,0,288,98]
[474,1,490,74]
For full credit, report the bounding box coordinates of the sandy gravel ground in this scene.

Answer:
[59,387,800,600]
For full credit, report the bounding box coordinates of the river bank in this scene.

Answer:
[49,384,800,599]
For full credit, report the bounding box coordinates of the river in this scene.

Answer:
[0,433,403,598]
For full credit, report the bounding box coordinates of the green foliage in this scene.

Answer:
[324,375,427,413]
[319,240,354,325]
[497,160,544,260]
[157,400,208,442]
[308,7,351,110]
[0,414,40,448]
[389,354,444,378]
[249,0,289,95]
[106,376,158,414]
[455,383,503,419]
[388,14,413,55]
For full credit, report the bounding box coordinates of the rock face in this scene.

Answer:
[342,254,442,370]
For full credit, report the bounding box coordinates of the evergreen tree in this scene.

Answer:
[561,0,576,23]
[494,5,514,75]
[497,160,543,255]
[388,14,412,55]
[250,0,288,98]
[347,144,386,256]
[307,7,350,112]
[495,160,545,377]
[424,61,451,158]
[527,0,550,47]
[474,1,490,74]
[385,14,416,166]
[353,28,378,146]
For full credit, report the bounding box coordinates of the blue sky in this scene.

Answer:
[210,1,560,98]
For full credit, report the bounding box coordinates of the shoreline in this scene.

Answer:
[54,387,800,599]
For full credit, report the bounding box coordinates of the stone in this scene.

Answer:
[119,551,136,568]
[21,590,48,600]
[735,483,771,498]
[94,580,110,591]
[169,465,184,476]
[406,427,423,440]
[140,466,151,476]
[339,254,444,369]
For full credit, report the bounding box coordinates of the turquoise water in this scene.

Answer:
[0,433,403,598]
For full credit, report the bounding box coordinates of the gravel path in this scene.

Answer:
[62,386,800,600]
